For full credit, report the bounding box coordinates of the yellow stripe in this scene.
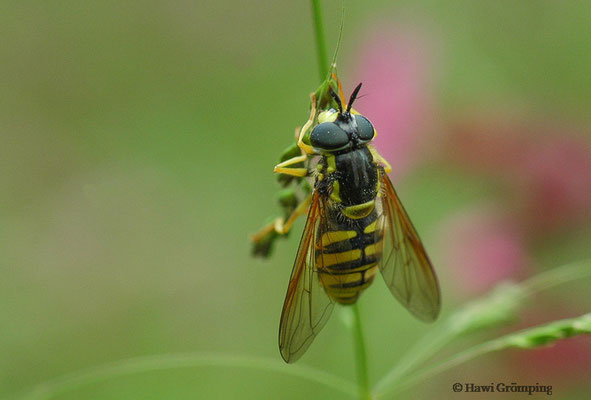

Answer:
[331,280,373,293]
[343,200,375,219]
[364,244,377,257]
[320,267,380,302]
[363,220,379,234]
[327,154,336,173]
[345,262,378,274]
[320,266,378,289]
[320,271,363,287]
[331,180,341,202]
[317,249,361,267]
[318,230,357,247]
[364,265,379,280]
[318,262,377,275]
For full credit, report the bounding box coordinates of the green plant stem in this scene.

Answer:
[389,312,591,396]
[520,260,591,294]
[373,324,452,394]
[351,303,372,400]
[310,0,329,79]
[309,3,370,398]
[16,353,358,400]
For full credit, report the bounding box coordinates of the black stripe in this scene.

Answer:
[321,231,383,254]
[318,254,380,273]
[317,261,378,277]
[326,269,378,289]
[329,279,365,289]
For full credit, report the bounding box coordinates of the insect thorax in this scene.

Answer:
[316,146,379,220]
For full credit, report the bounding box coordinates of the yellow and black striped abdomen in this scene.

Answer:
[316,211,384,304]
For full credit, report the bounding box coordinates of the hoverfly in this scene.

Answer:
[252,74,441,363]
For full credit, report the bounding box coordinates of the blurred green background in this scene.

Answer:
[2,1,590,399]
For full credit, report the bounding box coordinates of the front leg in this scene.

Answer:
[297,93,319,155]
[251,193,312,257]
[274,154,309,177]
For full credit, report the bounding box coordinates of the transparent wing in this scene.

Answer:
[376,169,441,321]
[278,191,335,363]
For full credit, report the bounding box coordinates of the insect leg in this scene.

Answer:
[250,221,277,244]
[274,154,309,177]
[273,193,312,235]
[251,193,312,257]
[297,93,318,155]
[251,192,311,241]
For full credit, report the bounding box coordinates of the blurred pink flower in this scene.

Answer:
[438,206,529,296]
[520,136,591,232]
[350,24,437,179]
[445,117,591,234]
[444,117,532,175]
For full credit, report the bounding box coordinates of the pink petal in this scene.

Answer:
[349,24,437,179]
[437,206,529,296]
[445,116,591,234]
[519,136,591,231]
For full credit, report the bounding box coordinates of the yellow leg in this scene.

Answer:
[297,93,318,155]
[250,221,276,243]
[250,194,312,242]
[273,154,308,177]
[273,194,312,235]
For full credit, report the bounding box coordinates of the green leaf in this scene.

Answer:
[447,282,525,335]
[502,313,591,349]
[17,353,358,400]
[375,260,591,397]
[389,313,591,396]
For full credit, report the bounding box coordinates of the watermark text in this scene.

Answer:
[452,382,552,395]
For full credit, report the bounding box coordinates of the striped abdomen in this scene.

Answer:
[316,211,384,304]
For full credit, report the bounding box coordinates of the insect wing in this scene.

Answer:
[278,191,335,363]
[376,169,441,321]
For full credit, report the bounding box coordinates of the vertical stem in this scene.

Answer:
[351,303,371,400]
[308,2,370,398]
[310,0,329,80]
[373,324,454,392]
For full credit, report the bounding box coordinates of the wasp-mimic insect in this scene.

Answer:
[252,76,441,363]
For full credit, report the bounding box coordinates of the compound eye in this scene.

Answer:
[310,122,349,150]
[355,115,375,141]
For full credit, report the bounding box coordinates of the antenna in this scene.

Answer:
[329,86,344,114]
[347,83,362,113]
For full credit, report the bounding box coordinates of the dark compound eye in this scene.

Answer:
[310,122,349,150]
[355,115,375,141]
